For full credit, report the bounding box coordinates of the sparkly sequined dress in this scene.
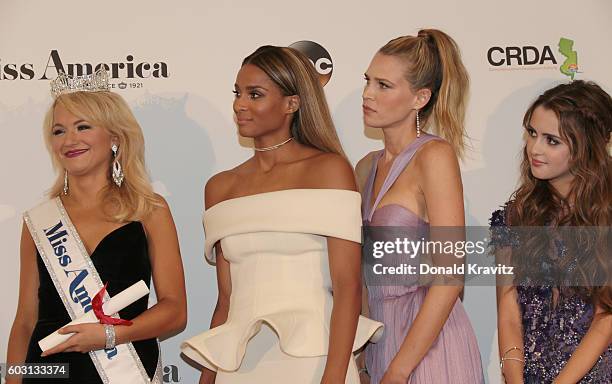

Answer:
[490,206,611,384]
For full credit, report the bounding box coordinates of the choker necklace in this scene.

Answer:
[254,137,294,152]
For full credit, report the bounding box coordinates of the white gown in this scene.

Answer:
[181,189,383,383]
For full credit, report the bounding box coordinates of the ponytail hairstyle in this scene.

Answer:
[242,45,345,156]
[379,29,470,158]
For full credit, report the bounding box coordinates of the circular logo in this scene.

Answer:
[289,40,333,86]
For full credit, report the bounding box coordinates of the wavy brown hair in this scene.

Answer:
[379,29,470,158]
[242,45,345,156]
[507,80,612,312]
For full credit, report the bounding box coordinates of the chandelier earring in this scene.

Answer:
[111,144,124,187]
[63,170,69,195]
[416,110,421,138]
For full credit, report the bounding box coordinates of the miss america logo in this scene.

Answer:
[0,50,169,80]
[44,221,118,358]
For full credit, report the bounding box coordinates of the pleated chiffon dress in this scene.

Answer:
[363,134,484,384]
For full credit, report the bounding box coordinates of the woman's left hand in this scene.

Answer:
[40,323,106,356]
[380,361,411,384]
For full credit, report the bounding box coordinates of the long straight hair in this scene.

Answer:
[379,29,470,158]
[242,45,345,156]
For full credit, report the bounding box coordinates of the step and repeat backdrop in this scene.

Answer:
[1,1,610,383]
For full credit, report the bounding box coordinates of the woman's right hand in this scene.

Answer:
[199,368,216,384]
[356,353,370,384]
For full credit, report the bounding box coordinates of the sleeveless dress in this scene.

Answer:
[363,134,484,384]
[181,189,384,383]
[490,205,612,383]
[24,221,160,384]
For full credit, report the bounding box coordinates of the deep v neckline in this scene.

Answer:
[57,197,140,257]
[363,134,440,222]
[367,151,400,215]
[87,222,140,257]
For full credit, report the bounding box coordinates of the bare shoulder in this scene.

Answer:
[143,193,174,226]
[305,152,357,191]
[355,151,377,191]
[20,219,37,263]
[355,151,376,174]
[414,139,459,175]
[204,169,240,209]
[21,219,35,245]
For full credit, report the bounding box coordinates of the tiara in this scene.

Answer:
[50,67,111,97]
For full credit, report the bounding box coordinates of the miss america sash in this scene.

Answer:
[24,198,162,384]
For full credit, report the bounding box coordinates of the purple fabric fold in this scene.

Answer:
[362,134,484,383]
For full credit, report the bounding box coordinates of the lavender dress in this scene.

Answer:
[363,134,484,384]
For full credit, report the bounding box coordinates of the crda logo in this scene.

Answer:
[289,41,333,86]
[487,46,557,67]
[486,37,579,79]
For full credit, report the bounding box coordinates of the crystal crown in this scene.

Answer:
[50,67,110,97]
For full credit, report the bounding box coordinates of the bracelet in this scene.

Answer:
[104,324,116,350]
[358,367,369,376]
[502,346,523,358]
[499,357,525,370]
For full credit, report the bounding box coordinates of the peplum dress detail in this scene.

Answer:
[181,189,383,383]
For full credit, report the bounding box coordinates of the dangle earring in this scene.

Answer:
[416,110,421,138]
[63,170,69,195]
[111,144,124,187]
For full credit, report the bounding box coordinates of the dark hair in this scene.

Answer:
[508,80,612,312]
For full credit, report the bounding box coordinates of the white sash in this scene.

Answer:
[24,197,162,384]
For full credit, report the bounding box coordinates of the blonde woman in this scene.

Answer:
[6,70,187,383]
[356,29,483,383]
[181,46,383,383]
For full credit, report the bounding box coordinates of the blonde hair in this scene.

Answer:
[43,91,161,222]
[379,29,470,158]
[242,45,345,156]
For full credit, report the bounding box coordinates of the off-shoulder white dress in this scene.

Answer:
[181,189,383,383]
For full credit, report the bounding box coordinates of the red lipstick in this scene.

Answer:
[64,149,88,158]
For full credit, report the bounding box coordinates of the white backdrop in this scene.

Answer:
[1,1,611,382]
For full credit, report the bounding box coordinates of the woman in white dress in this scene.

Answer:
[181,45,383,383]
